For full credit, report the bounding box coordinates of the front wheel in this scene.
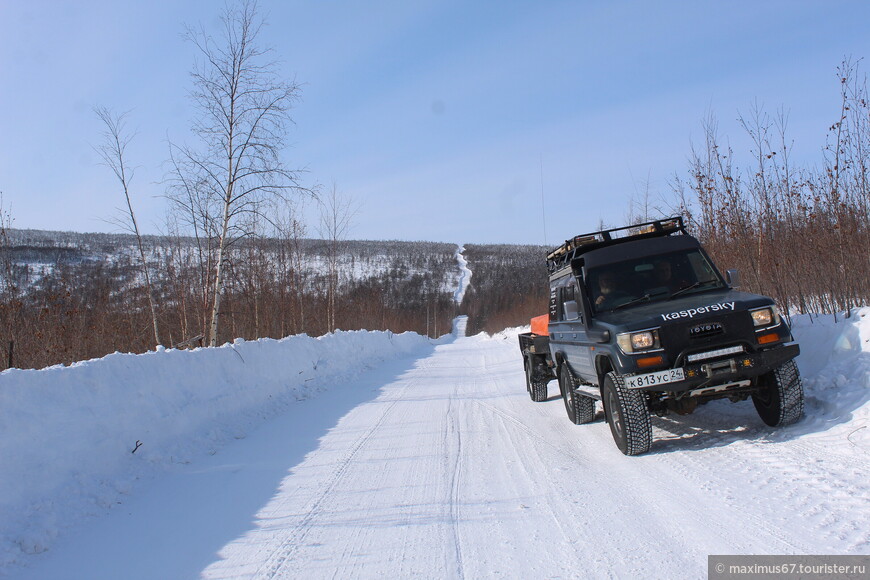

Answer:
[752,359,804,427]
[558,364,595,425]
[602,372,651,455]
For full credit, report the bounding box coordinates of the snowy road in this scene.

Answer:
[18,326,869,579]
[453,245,472,307]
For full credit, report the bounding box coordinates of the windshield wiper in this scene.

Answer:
[612,293,652,311]
[669,279,719,300]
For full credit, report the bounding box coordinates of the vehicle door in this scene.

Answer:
[549,276,596,383]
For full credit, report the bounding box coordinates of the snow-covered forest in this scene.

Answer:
[0,229,462,370]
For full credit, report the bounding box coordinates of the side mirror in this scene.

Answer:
[726,269,740,288]
[563,300,580,321]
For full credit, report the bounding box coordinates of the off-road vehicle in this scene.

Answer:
[518,217,803,455]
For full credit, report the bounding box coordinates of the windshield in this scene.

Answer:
[587,248,725,313]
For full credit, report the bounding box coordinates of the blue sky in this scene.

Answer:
[1,1,869,245]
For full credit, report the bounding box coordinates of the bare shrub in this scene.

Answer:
[671,59,870,316]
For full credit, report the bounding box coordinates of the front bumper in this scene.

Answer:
[628,343,800,393]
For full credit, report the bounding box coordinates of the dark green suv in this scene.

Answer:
[519,217,803,455]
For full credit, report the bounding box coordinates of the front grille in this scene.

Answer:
[689,321,724,338]
[659,309,755,365]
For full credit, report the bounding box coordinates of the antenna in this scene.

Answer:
[539,155,547,247]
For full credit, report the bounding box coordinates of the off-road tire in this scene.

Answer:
[558,364,595,425]
[602,371,651,455]
[752,359,804,427]
[525,358,548,402]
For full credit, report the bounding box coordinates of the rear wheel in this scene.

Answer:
[752,359,804,426]
[558,364,595,424]
[525,358,548,402]
[602,372,651,455]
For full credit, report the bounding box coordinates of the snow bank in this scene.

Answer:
[0,330,433,568]
[791,308,870,448]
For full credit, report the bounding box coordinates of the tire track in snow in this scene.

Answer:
[658,427,869,553]
[649,402,870,552]
[461,348,685,573]
[469,398,580,551]
[470,383,803,565]
[253,371,425,579]
[466,348,616,564]
[443,395,465,579]
[472,399,581,462]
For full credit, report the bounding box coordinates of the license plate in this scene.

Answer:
[626,368,685,389]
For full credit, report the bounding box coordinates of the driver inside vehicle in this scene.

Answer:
[594,270,623,309]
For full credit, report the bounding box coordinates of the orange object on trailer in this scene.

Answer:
[530,314,549,336]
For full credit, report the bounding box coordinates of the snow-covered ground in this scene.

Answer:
[1,308,868,578]
[0,330,439,575]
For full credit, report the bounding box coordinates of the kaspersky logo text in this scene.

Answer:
[661,302,736,321]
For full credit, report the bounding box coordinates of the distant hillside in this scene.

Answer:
[0,229,463,369]
[0,229,553,370]
[460,243,549,335]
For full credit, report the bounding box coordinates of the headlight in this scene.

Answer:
[750,306,780,327]
[617,329,660,353]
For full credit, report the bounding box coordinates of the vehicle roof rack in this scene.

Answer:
[546,216,686,274]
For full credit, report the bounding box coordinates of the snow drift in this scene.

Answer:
[790,308,870,449]
[0,330,435,568]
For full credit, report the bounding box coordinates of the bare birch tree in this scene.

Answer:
[318,184,358,333]
[275,200,309,335]
[94,107,161,346]
[169,0,303,346]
